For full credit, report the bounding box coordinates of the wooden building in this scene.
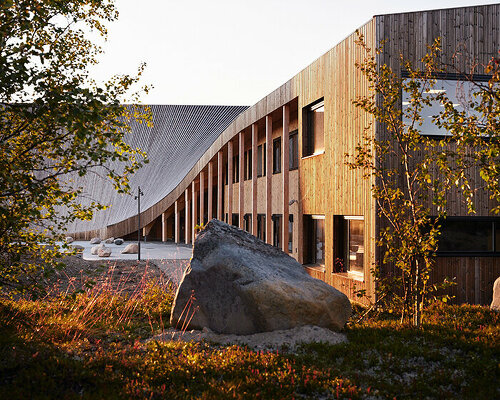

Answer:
[71,5,500,306]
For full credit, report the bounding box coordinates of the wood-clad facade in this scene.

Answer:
[73,5,500,306]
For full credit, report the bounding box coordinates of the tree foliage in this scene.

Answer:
[348,35,498,326]
[0,0,150,293]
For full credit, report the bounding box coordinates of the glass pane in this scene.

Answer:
[315,219,325,264]
[348,219,364,274]
[288,218,293,253]
[439,220,493,252]
[402,79,482,136]
[312,106,324,153]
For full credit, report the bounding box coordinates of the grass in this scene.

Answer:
[0,267,498,399]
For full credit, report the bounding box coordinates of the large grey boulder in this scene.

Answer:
[114,238,124,245]
[121,243,139,254]
[491,277,500,311]
[170,219,351,334]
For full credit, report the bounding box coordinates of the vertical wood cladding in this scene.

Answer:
[374,5,500,304]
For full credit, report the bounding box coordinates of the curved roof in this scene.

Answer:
[66,104,247,234]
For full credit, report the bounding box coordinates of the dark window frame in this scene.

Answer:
[435,216,500,256]
[289,130,299,170]
[302,98,325,157]
[273,137,281,174]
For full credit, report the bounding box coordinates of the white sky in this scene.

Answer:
[90,0,499,106]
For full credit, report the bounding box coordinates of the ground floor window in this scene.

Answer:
[244,214,252,232]
[437,217,500,254]
[231,213,238,227]
[332,215,364,275]
[257,214,266,242]
[288,214,294,253]
[303,215,325,265]
[272,214,282,248]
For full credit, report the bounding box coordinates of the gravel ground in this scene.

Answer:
[151,325,347,353]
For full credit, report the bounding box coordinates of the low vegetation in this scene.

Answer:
[0,264,498,399]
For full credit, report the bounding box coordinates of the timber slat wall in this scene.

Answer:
[375,5,500,305]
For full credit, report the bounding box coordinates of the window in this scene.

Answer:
[244,214,252,232]
[272,214,282,248]
[231,213,238,227]
[437,217,500,254]
[289,130,299,170]
[244,150,252,180]
[224,162,228,185]
[303,215,325,265]
[302,99,324,157]
[332,216,364,275]
[257,214,266,242]
[345,217,364,275]
[232,155,239,183]
[257,144,266,177]
[288,214,294,253]
[402,77,486,136]
[273,137,281,174]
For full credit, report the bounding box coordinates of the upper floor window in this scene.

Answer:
[302,99,324,157]
[232,155,239,183]
[402,77,485,136]
[244,149,252,180]
[273,137,281,174]
[289,130,299,170]
[257,143,266,177]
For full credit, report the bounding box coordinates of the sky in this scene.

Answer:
[90,0,499,106]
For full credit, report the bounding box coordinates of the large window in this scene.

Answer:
[288,214,294,253]
[302,99,324,157]
[273,137,281,174]
[402,77,485,136]
[437,217,500,254]
[303,215,325,265]
[332,216,364,275]
[289,130,299,170]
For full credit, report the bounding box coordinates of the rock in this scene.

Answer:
[114,238,124,245]
[65,236,74,244]
[170,219,351,335]
[121,243,139,254]
[90,237,101,244]
[104,237,115,244]
[91,243,105,255]
[98,247,112,257]
[491,276,500,311]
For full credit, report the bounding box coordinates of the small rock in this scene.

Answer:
[114,238,124,245]
[104,237,115,244]
[121,243,139,254]
[91,243,105,255]
[98,248,112,257]
[65,236,74,244]
[491,276,500,311]
[90,237,101,244]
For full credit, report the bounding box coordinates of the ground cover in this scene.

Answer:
[0,259,498,399]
